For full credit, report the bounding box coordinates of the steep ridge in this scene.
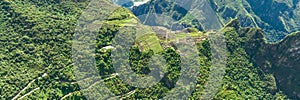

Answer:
[212,0,300,42]
[213,19,300,99]
[1,0,299,99]
[131,0,300,42]
[246,30,300,99]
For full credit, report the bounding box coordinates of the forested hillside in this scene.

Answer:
[247,29,300,99]
[0,0,89,99]
[0,0,299,99]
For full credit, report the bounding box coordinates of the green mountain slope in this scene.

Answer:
[0,0,89,99]
[0,0,298,99]
[246,28,300,99]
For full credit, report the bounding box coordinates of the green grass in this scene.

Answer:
[135,29,163,53]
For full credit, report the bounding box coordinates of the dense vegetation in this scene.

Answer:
[0,0,299,99]
[0,0,88,99]
[246,28,300,99]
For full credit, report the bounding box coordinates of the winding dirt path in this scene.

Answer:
[12,73,48,100]
[61,73,119,100]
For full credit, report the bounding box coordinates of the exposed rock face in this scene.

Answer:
[130,0,300,42]
[211,0,300,42]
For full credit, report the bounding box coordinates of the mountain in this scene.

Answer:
[0,0,299,99]
[220,19,300,99]
[111,0,150,8]
[212,0,300,42]
[131,0,203,30]
[246,29,300,99]
[131,0,300,42]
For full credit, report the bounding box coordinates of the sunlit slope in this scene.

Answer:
[0,0,295,99]
[0,0,89,99]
